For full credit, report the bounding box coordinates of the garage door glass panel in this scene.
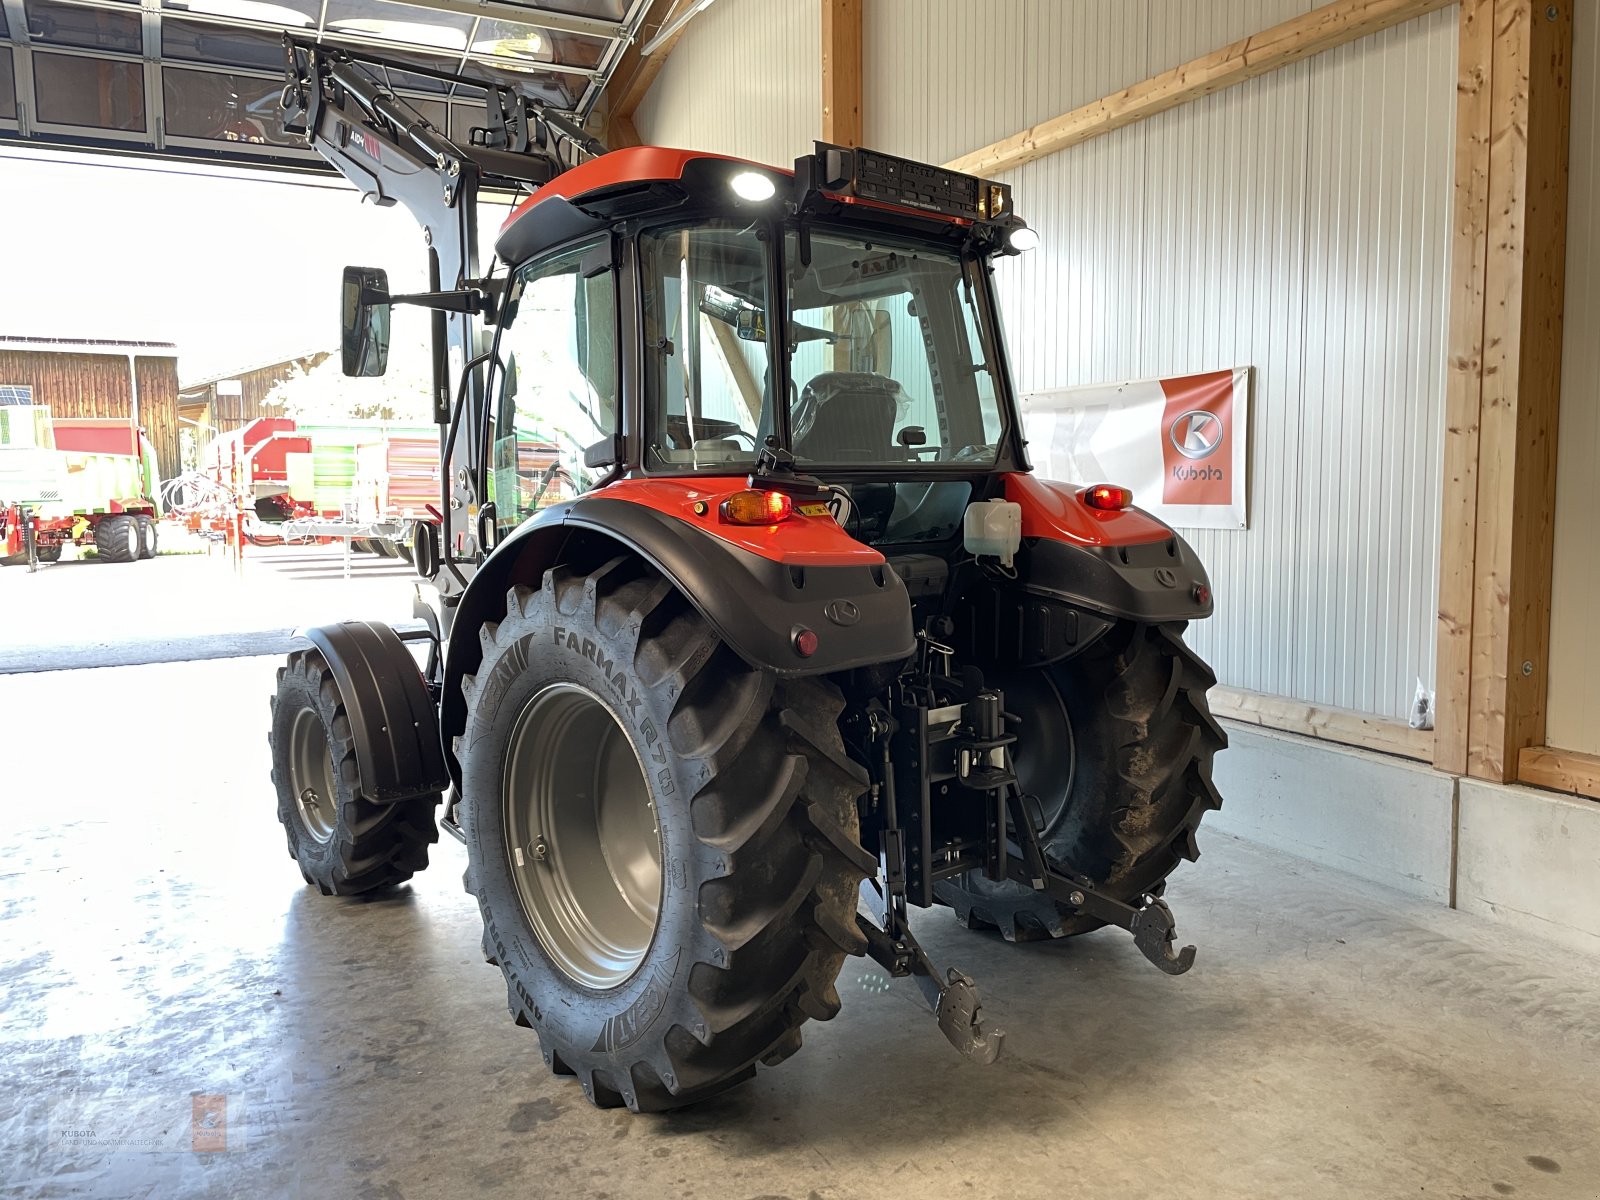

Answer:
[162,20,283,71]
[0,56,15,121]
[33,54,145,131]
[163,69,299,146]
[472,20,607,70]
[163,0,319,26]
[324,0,472,52]
[319,38,454,92]
[25,0,142,52]
[539,0,627,18]
[460,61,576,108]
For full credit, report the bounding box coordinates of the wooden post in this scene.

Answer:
[821,0,863,148]
[1438,0,1573,782]
[1434,0,1495,775]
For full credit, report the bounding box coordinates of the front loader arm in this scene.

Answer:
[279,37,598,611]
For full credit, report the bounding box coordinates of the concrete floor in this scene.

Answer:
[3,657,1599,1200]
[0,538,414,673]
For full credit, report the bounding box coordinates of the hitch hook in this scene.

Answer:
[1129,897,1197,975]
[934,968,1006,1065]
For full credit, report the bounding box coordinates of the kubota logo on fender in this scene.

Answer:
[823,599,860,627]
[1169,410,1223,459]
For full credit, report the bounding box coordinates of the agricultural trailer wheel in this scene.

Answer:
[935,621,1226,941]
[94,515,140,564]
[136,516,159,559]
[269,648,440,894]
[459,556,870,1112]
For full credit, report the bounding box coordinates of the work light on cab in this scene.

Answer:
[729,170,777,202]
[1081,483,1133,511]
[720,488,793,525]
[1007,225,1040,253]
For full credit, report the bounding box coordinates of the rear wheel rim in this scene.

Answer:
[503,683,662,990]
[126,523,138,560]
[288,706,338,843]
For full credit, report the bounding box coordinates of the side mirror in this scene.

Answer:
[341,265,391,377]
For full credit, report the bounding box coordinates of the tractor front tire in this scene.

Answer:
[934,621,1226,941]
[269,648,440,895]
[95,515,140,564]
[459,557,870,1112]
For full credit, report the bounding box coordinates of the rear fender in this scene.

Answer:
[958,475,1214,670]
[441,483,916,786]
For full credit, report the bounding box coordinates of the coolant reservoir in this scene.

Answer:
[963,499,1022,568]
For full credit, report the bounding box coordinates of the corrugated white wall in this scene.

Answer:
[632,0,821,166]
[1547,0,1600,756]
[865,0,1316,166]
[637,0,1455,722]
[870,3,1454,721]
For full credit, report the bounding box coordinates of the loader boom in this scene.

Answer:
[279,36,602,611]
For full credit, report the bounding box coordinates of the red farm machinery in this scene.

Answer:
[0,408,162,567]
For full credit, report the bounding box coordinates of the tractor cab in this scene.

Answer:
[481,144,1034,552]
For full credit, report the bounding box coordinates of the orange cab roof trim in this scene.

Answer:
[499,146,790,236]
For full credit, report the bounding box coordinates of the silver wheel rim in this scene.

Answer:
[289,706,338,843]
[503,682,662,990]
[126,523,139,560]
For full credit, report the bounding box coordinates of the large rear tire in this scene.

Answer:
[95,515,139,564]
[459,556,870,1111]
[934,621,1225,941]
[269,648,440,895]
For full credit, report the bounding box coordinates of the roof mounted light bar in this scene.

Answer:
[808,141,1013,223]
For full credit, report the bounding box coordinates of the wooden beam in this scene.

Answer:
[1434,0,1495,775]
[607,113,641,150]
[1210,687,1434,763]
[1519,746,1600,801]
[821,0,862,148]
[605,0,686,126]
[707,319,762,427]
[1462,0,1573,782]
[944,0,1454,177]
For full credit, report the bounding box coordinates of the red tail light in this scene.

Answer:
[720,489,794,525]
[1081,484,1133,511]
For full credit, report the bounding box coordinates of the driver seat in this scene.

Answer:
[793,371,904,462]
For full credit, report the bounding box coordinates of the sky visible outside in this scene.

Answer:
[0,147,513,384]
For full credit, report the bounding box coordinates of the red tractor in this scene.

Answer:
[269,40,1225,1112]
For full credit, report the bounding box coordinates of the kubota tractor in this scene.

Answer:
[268,39,1225,1112]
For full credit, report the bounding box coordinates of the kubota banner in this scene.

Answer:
[1020,367,1250,530]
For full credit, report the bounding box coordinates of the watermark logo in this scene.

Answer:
[191,1094,227,1153]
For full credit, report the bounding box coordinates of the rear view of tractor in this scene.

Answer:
[268,40,1225,1112]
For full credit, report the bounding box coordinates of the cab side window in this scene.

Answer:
[492,240,618,539]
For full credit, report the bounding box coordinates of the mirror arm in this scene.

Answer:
[385,288,499,322]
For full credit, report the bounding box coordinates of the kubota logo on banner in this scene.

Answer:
[1021,368,1250,530]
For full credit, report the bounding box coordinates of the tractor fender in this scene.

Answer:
[295,620,450,803]
[439,496,915,786]
[1016,534,1215,625]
